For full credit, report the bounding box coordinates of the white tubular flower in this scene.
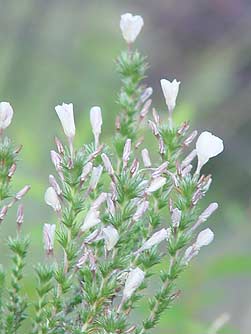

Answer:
[133,200,149,221]
[103,225,119,251]
[160,79,180,112]
[44,187,61,212]
[43,224,56,255]
[123,267,145,301]
[171,208,182,228]
[195,228,214,248]
[55,103,75,139]
[81,209,101,232]
[101,153,114,176]
[141,149,151,167]
[0,102,14,130]
[120,13,144,44]
[196,131,224,173]
[90,106,102,148]
[89,165,103,190]
[137,228,169,253]
[146,177,166,193]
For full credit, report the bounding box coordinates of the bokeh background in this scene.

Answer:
[0,1,251,333]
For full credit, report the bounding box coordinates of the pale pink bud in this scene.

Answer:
[44,187,61,212]
[141,149,151,167]
[16,204,24,225]
[171,208,181,228]
[54,136,64,154]
[120,13,144,44]
[49,175,62,195]
[146,177,166,193]
[148,120,159,136]
[89,166,103,190]
[177,121,190,135]
[158,137,165,155]
[0,206,8,222]
[133,201,149,221]
[81,209,101,232]
[92,192,107,209]
[90,106,102,148]
[107,194,116,216]
[123,139,131,167]
[101,153,114,176]
[182,245,199,265]
[76,252,89,269]
[15,185,31,200]
[183,130,198,147]
[181,149,197,168]
[103,225,119,251]
[160,79,180,112]
[123,267,145,301]
[84,229,103,244]
[130,159,139,176]
[80,162,93,182]
[55,103,75,139]
[152,161,169,178]
[43,224,56,255]
[181,164,193,177]
[152,108,160,125]
[136,87,153,108]
[0,102,14,130]
[50,150,62,171]
[8,163,16,178]
[199,203,218,224]
[115,116,121,131]
[140,99,152,119]
[136,228,169,253]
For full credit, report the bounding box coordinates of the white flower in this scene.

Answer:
[196,228,214,248]
[120,13,144,44]
[133,200,149,221]
[101,153,114,176]
[146,177,166,193]
[44,187,61,212]
[160,79,180,112]
[123,267,145,301]
[81,209,101,232]
[196,131,224,172]
[55,103,75,139]
[171,208,182,228]
[141,149,151,167]
[90,106,102,148]
[103,225,119,251]
[89,165,103,190]
[137,228,169,253]
[43,224,56,254]
[0,102,14,130]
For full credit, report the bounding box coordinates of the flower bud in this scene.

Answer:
[101,153,114,176]
[140,99,152,119]
[15,185,31,200]
[123,139,131,167]
[0,102,14,130]
[148,120,159,136]
[54,136,64,154]
[146,177,166,193]
[92,192,107,209]
[90,106,102,148]
[43,224,56,255]
[50,150,62,172]
[160,79,180,112]
[55,103,75,139]
[16,204,24,226]
[136,228,169,253]
[152,108,160,125]
[0,206,8,222]
[196,131,224,173]
[181,164,193,177]
[44,187,61,212]
[107,194,116,216]
[196,203,218,226]
[89,165,103,190]
[123,267,145,301]
[80,162,93,182]
[103,225,119,251]
[7,163,16,178]
[171,208,181,228]
[152,161,169,178]
[195,228,214,248]
[130,159,139,176]
[181,149,197,168]
[141,149,151,167]
[49,175,62,196]
[183,130,198,147]
[182,245,200,265]
[81,209,101,232]
[133,200,149,221]
[136,87,153,108]
[120,13,144,44]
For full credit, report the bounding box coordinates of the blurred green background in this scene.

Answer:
[0,0,251,333]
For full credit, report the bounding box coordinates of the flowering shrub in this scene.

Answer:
[0,12,224,334]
